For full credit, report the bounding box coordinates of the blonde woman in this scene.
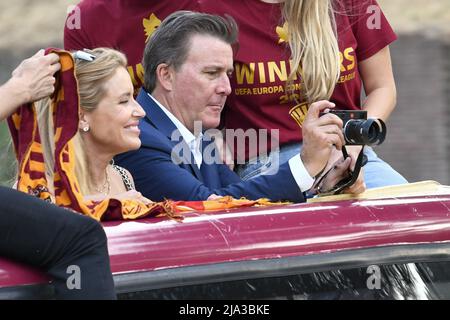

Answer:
[38,48,149,202]
[199,0,407,190]
[1,51,115,299]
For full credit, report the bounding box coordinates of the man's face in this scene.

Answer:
[169,34,234,132]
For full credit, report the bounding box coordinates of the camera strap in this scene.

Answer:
[313,146,368,196]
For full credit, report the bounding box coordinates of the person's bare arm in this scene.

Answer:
[359,46,397,121]
[0,50,60,121]
[321,46,396,189]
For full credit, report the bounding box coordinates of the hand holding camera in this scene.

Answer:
[305,106,387,196]
[301,101,386,194]
[300,100,345,177]
[319,109,386,146]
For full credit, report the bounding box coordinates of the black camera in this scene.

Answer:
[320,110,386,146]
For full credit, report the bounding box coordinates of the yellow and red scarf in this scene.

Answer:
[7,49,284,221]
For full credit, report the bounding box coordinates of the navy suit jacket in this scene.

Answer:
[115,89,305,202]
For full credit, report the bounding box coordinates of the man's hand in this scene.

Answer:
[326,144,364,174]
[300,101,344,177]
[319,156,366,195]
[207,194,221,200]
[10,49,61,105]
[341,145,366,194]
[326,145,366,193]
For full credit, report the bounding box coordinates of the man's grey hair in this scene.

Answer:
[142,10,238,93]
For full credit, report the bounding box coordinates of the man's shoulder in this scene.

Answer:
[115,122,171,168]
[139,120,170,148]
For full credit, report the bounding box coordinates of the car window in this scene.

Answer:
[117,261,450,300]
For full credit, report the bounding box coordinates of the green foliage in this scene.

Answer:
[0,121,17,187]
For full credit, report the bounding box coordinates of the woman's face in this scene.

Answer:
[80,67,145,156]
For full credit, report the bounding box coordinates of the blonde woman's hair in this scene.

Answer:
[283,0,341,103]
[38,48,127,196]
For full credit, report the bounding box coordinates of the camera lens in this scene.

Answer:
[344,118,386,145]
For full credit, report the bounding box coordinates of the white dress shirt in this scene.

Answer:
[148,93,314,192]
[149,94,203,169]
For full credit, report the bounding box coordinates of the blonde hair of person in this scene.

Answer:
[37,48,127,196]
[282,0,341,103]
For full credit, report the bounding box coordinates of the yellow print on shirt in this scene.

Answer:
[276,22,289,44]
[234,60,298,85]
[235,85,284,96]
[338,47,356,84]
[338,71,356,83]
[279,82,302,104]
[127,63,145,88]
[289,103,309,127]
[143,13,162,42]
[124,12,162,91]
[234,47,355,87]
[341,47,356,71]
[234,83,301,97]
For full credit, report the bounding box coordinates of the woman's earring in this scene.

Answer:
[82,126,90,132]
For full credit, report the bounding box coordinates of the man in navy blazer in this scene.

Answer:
[115,11,364,202]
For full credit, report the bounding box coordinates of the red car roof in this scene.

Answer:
[2,193,450,289]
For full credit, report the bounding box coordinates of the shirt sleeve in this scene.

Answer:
[288,154,315,192]
[349,0,397,61]
[64,4,92,50]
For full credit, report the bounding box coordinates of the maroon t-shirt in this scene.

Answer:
[199,0,397,160]
[64,0,198,93]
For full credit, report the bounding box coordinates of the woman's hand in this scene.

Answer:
[10,50,61,104]
[85,190,153,205]
[112,190,153,205]
[0,50,61,121]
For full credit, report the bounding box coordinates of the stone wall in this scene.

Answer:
[376,35,450,184]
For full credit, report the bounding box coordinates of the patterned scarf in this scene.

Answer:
[8,49,284,221]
